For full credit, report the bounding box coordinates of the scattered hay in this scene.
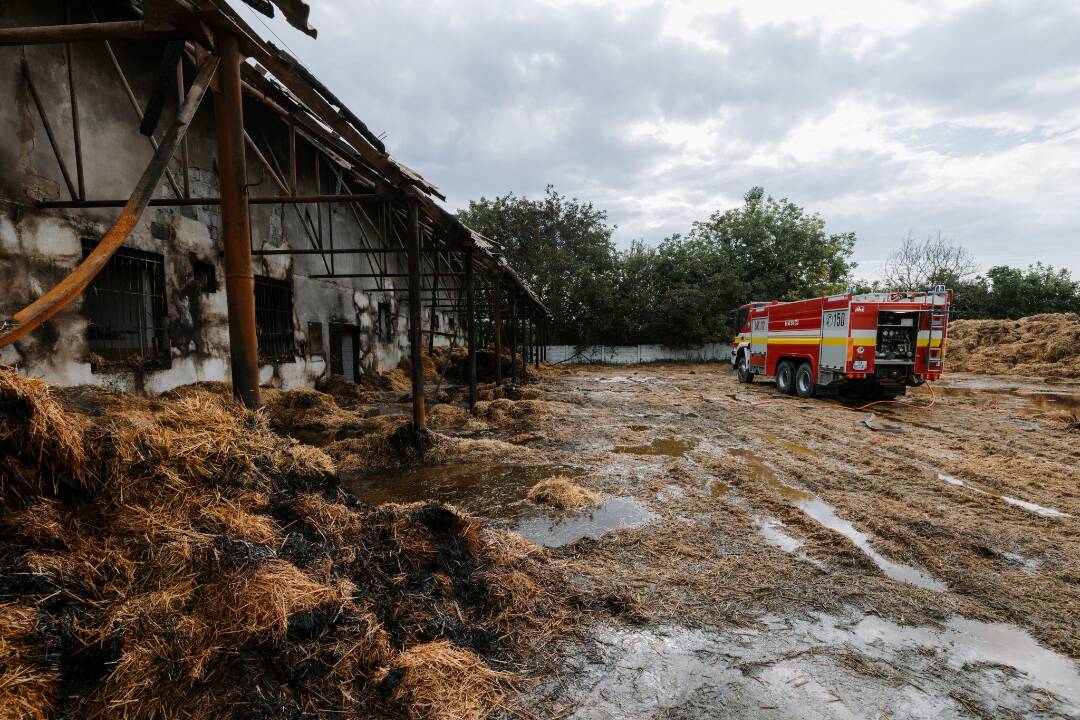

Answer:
[263,387,364,445]
[0,604,56,720]
[213,560,341,638]
[948,313,1080,378]
[473,398,564,426]
[528,477,600,509]
[0,369,88,499]
[428,403,470,429]
[0,372,566,719]
[381,367,414,393]
[386,640,511,720]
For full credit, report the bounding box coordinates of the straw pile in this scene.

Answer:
[527,477,600,510]
[0,369,563,719]
[948,313,1080,378]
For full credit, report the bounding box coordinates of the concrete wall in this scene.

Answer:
[0,2,464,392]
[546,344,733,365]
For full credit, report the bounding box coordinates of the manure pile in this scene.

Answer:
[947,313,1080,379]
[0,370,564,719]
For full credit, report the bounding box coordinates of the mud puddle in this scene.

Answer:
[937,473,1070,518]
[753,515,804,553]
[732,448,946,590]
[549,612,1080,719]
[343,462,577,519]
[514,497,657,547]
[614,438,697,456]
[936,381,1080,412]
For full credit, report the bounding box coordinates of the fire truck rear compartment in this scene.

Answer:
[875,311,918,364]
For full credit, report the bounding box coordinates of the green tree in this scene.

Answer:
[458,186,858,346]
[953,264,1080,319]
[687,187,856,303]
[457,186,620,344]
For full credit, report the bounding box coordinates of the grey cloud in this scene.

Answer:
[259,0,1080,276]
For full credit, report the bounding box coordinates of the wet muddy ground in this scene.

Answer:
[345,364,1080,719]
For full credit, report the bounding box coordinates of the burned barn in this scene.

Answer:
[0,0,548,417]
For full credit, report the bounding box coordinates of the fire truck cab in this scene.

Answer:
[730,287,951,399]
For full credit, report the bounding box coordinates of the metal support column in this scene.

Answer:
[493,276,503,386]
[510,296,518,385]
[534,313,540,369]
[214,32,260,408]
[428,258,437,354]
[407,199,426,429]
[465,246,477,408]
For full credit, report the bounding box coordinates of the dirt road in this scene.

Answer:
[346,364,1080,719]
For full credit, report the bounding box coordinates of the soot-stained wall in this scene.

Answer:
[0,2,464,393]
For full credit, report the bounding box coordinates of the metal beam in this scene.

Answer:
[0,20,181,46]
[36,193,380,209]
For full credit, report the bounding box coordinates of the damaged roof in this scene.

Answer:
[134,0,547,313]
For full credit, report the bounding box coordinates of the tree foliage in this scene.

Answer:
[952,264,1080,319]
[460,187,856,346]
[457,186,620,345]
[459,186,1075,346]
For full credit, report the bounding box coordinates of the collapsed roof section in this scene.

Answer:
[132,0,547,316]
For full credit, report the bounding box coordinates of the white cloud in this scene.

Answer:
[237,0,1080,279]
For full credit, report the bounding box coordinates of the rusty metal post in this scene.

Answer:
[540,317,548,362]
[64,1,85,200]
[466,246,477,408]
[407,199,426,429]
[428,255,438,354]
[510,296,519,384]
[214,32,260,408]
[493,276,503,386]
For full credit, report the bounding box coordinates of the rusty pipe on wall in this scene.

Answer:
[214,32,260,409]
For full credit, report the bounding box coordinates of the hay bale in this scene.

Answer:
[386,640,510,720]
[947,313,1080,378]
[527,476,600,509]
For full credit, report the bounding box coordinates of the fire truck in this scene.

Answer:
[730,287,951,398]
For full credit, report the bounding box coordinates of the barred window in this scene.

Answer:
[307,321,324,359]
[191,258,217,293]
[254,275,295,362]
[82,240,170,371]
[377,302,394,343]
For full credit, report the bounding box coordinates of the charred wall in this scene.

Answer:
[0,1,466,393]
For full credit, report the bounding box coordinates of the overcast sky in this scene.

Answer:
[239,0,1080,279]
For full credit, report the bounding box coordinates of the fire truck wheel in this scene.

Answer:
[776,361,796,395]
[736,352,755,383]
[795,363,816,398]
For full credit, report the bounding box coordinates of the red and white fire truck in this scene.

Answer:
[730,287,952,398]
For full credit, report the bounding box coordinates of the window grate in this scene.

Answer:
[377,302,394,343]
[191,257,217,294]
[82,240,170,371]
[307,321,324,359]
[254,275,295,362]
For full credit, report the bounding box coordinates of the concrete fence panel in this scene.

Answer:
[545,343,732,365]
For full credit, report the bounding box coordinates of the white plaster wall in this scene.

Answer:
[546,344,733,364]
